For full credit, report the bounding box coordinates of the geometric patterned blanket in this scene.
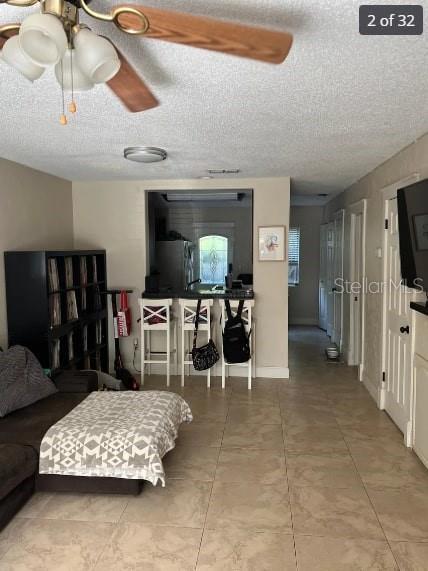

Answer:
[39,391,193,486]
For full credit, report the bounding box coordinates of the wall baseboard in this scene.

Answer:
[127,362,290,380]
[363,373,381,407]
[255,367,289,379]
[289,318,319,326]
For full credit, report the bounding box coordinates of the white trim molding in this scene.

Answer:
[348,198,367,377]
[136,363,290,380]
[380,173,421,407]
[363,371,383,407]
[256,366,290,379]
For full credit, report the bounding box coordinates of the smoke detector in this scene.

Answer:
[124,147,167,163]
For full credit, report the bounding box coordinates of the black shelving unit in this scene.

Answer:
[4,250,109,375]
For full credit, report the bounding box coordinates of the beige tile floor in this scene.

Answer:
[1,326,428,569]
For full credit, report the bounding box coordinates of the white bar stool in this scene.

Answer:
[220,299,255,390]
[138,298,177,387]
[179,298,214,388]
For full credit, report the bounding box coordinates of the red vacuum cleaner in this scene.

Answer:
[106,289,139,391]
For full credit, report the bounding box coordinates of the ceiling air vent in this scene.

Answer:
[207,169,240,175]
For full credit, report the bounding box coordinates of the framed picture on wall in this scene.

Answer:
[258,226,286,261]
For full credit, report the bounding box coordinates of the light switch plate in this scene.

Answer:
[376,247,383,258]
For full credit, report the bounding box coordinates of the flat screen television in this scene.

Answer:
[397,178,428,291]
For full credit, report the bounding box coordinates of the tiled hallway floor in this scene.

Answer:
[1,327,428,569]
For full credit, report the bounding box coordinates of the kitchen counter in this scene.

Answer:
[142,289,254,300]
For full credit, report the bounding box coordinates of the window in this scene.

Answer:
[288,227,300,286]
[199,235,229,285]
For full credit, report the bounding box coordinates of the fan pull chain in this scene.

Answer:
[69,48,77,115]
[59,60,67,125]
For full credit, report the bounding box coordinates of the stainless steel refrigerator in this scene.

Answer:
[155,240,195,291]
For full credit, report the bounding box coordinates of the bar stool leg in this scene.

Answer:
[221,355,226,390]
[181,324,185,387]
[207,330,211,388]
[252,323,256,379]
[146,330,151,376]
[248,358,252,390]
[140,329,145,386]
[166,323,171,387]
[207,320,211,389]
[187,331,191,377]
[174,321,178,377]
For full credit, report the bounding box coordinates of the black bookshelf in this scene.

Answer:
[4,250,109,375]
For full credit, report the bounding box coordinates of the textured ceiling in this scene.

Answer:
[1,0,428,201]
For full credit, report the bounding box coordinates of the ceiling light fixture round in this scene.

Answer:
[74,29,120,84]
[54,49,94,92]
[124,147,168,164]
[1,35,45,82]
[19,13,68,66]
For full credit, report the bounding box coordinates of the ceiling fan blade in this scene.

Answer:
[0,24,20,50]
[107,50,159,113]
[117,5,293,64]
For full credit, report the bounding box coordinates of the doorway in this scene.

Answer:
[319,224,328,331]
[349,200,367,380]
[326,222,335,337]
[331,209,345,350]
[380,175,422,446]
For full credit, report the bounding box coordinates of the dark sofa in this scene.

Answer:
[0,373,94,531]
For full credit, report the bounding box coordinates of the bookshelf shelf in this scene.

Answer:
[49,281,106,295]
[4,250,109,375]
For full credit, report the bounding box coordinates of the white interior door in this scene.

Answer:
[319,224,328,330]
[383,196,418,444]
[349,201,366,377]
[326,222,335,337]
[332,210,345,349]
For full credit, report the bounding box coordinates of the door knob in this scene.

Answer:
[400,325,410,334]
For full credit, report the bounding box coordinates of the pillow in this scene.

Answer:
[0,346,58,418]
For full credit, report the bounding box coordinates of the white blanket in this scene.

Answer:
[39,391,193,486]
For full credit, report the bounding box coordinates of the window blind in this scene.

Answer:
[289,227,300,285]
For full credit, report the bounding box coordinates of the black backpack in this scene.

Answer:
[222,300,251,364]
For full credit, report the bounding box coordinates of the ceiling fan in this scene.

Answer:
[0,0,293,123]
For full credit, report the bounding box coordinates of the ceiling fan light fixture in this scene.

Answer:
[54,49,94,92]
[19,13,68,66]
[124,147,167,163]
[1,35,44,82]
[74,29,121,84]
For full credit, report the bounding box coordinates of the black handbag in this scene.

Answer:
[192,299,220,371]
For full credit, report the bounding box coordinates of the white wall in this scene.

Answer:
[289,206,323,325]
[0,157,73,348]
[72,177,290,378]
[323,132,428,401]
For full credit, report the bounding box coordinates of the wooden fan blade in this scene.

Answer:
[0,24,20,50]
[117,5,293,64]
[107,50,159,113]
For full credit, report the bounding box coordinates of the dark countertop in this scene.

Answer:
[410,302,428,316]
[142,289,254,300]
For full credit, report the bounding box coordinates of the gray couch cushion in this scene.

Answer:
[0,346,58,418]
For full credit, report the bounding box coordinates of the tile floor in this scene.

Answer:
[1,326,428,569]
